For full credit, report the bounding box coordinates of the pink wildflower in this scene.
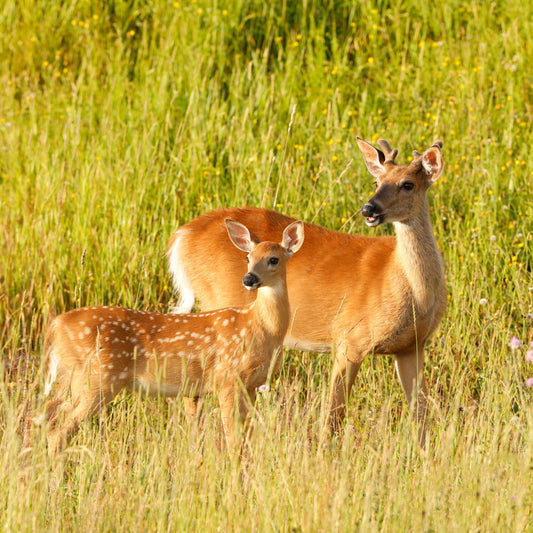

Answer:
[509,336,522,350]
[526,378,533,387]
[526,350,533,364]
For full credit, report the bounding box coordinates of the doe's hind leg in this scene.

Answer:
[326,347,363,434]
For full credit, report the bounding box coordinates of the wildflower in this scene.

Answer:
[509,336,522,350]
[526,378,533,387]
[526,350,533,364]
[479,298,488,306]
[257,384,269,393]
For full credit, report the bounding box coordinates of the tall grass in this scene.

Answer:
[1,0,532,530]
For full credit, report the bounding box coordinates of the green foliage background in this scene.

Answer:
[0,1,532,530]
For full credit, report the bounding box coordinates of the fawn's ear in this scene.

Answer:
[356,137,386,178]
[282,220,305,254]
[225,219,261,253]
[421,141,444,183]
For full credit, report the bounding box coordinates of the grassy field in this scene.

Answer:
[1,0,532,530]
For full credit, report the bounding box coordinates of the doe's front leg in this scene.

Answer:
[394,346,428,447]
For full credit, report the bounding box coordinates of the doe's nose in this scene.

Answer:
[242,272,260,290]
[361,202,378,217]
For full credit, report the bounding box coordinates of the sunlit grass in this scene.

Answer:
[1,0,532,530]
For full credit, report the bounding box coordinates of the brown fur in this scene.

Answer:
[167,138,447,445]
[43,220,304,455]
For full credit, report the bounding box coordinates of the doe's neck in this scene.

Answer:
[392,199,444,308]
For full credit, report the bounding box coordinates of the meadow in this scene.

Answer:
[0,0,532,530]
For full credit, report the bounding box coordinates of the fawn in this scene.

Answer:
[42,219,304,454]
[167,138,447,445]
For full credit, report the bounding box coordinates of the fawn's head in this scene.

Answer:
[225,219,305,290]
[356,137,444,227]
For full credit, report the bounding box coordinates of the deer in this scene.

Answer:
[41,219,305,455]
[166,137,447,445]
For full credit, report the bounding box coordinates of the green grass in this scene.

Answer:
[1,0,532,530]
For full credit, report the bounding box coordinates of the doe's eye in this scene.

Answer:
[268,257,279,266]
[402,182,414,191]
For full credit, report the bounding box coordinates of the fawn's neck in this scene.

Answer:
[393,198,445,311]
[249,278,291,338]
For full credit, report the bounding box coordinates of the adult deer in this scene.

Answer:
[42,219,304,454]
[167,138,446,444]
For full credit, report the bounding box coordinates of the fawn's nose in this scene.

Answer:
[242,272,261,290]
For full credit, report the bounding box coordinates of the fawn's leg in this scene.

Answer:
[183,396,199,421]
[182,395,205,464]
[218,385,256,457]
[46,381,116,456]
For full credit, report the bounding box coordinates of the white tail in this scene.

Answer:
[43,219,305,454]
[167,138,447,445]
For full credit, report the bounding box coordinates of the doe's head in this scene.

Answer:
[225,219,305,290]
[356,137,444,227]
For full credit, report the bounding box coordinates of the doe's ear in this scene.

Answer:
[225,219,261,253]
[421,143,444,183]
[282,220,305,254]
[356,137,386,178]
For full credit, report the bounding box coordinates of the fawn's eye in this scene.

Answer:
[246,256,249,263]
[268,257,279,266]
[402,181,414,191]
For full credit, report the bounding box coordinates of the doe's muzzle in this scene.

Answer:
[361,202,379,217]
